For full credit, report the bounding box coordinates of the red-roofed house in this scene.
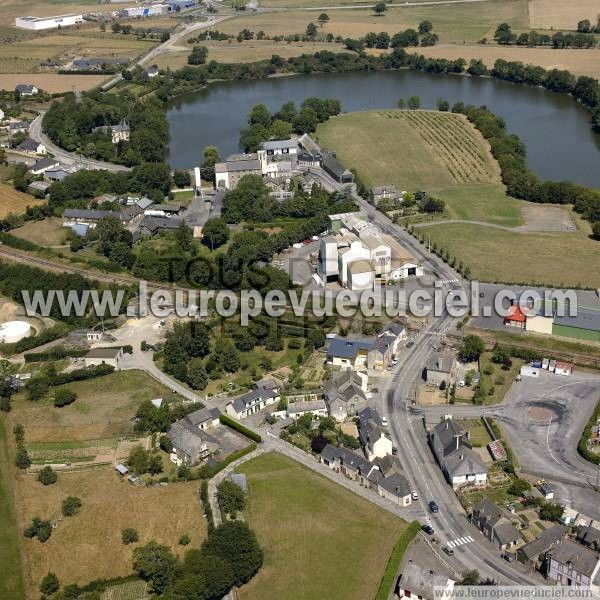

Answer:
[504,306,527,329]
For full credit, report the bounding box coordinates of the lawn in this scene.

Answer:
[418,217,600,288]
[14,466,207,596]
[11,217,68,246]
[0,183,44,219]
[0,419,25,600]
[219,0,529,44]
[237,452,406,600]
[316,110,500,192]
[457,418,491,447]
[8,370,183,443]
[477,351,524,406]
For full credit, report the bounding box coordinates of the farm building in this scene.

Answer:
[526,315,553,335]
[504,305,527,329]
[15,14,83,30]
[84,347,123,370]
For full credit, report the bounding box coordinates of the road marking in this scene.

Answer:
[447,536,474,549]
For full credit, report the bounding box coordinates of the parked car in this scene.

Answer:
[406,341,414,348]
[411,490,419,500]
[422,524,435,535]
[442,545,454,556]
[381,416,388,427]
[428,500,439,513]
[502,553,514,562]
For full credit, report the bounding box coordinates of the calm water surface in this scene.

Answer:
[166,70,600,188]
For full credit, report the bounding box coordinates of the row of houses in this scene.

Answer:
[318,212,423,290]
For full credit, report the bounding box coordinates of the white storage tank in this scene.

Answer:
[0,321,31,343]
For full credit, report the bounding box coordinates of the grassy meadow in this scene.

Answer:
[237,452,406,600]
[0,183,45,219]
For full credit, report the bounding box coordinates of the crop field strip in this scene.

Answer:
[381,111,496,184]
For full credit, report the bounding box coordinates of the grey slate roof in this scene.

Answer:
[320,443,373,474]
[298,133,322,156]
[167,421,205,460]
[383,322,406,337]
[426,352,455,374]
[287,400,327,415]
[327,337,373,359]
[358,406,382,428]
[215,156,261,173]
[15,84,36,94]
[31,157,58,171]
[379,472,411,499]
[372,185,397,195]
[494,521,521,546]
[444,447,487,478]
[232,386,277,413]
[17,137,41,152]
[399,563,452,599]
[86,347,121,359]
[139,215,183,234]
[262,138,296,151]
[186,406,221,427]
[322,153,351,179]
[64,208,120,221]
[519,524,566,561]
[577,526,600,549]
[433,418,466,454]
[473,498,507,528]
[549,539,600,576]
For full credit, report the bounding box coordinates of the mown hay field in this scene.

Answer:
[0,183,44,218]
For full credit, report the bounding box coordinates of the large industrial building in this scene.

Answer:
[15,14,84,30]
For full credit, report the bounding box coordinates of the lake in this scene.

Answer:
[166,69,600,188]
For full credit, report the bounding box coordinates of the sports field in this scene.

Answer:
[237,452,406,600]
[316,110,500,191]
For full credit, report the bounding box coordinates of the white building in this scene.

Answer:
[15,14,83,30]
[347,259,375,291]
[119,4,168,17]
[84,347,123,370]
[359,229,391,276]
[261,139,298,157]
[397,563,455,600]
[338,240,371,286]
[318,236,340,282]
[287,400,328,419]
[526,315,553,335]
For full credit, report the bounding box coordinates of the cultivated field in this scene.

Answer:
[419,213,600,288]
[218,0,529,44]
[260,0,462,6]
[418,44,600,79]
[155,40,344,69]
[0,183,44,218]
[316,110,500,191]
[529,0,600,30]
[8,370,182,444]
[237,452,406,600]
[15,466,206,596]
[0,72,107,92]
[11,217,68,246]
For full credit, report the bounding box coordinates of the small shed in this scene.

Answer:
[115,463,128,476]
[230,473,248,493]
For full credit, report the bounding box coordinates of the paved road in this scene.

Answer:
[29,114,129,172]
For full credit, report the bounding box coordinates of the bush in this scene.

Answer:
[122,528,139,544]
[62,496,82,517]
[15,446,31,469]
[24,517,52,542]
[40,572,60,595]
[54,387,77,407]
[179,534,191,546]
[219,414,262,443]
[37,465,58,486]
[217,480,246,517]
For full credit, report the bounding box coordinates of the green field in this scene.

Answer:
[237,452,406,600]
[419,219,600,288]
[0,419,25,600]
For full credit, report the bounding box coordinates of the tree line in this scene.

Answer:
[344,20,439,52]
[492,22,598,48]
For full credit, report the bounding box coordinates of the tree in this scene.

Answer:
[0,397,10,413]
[26,380,48,401]
[173,169,191,188]
[408,96,421,110]
[373,2,386,16]
[122,527,140,544]
[187,358,208,390]
[24,517,52,542]
[128,445,149,474]
[185,552,235,599]
[217,480,246,517]
[62,496,82,517]
[176,222,194,253]
[40,572,60,595]
[133,541,178,594]
[539,502,564,522]
[202,217,229,249]
[13,423,24,445]
[318,12,329,27]
[201,521,263,587]
[459,335,485,362]
[397,98,405,109]
[37,465,58,486]
[201,145,220,180]
[494,23,516,45]
[577,19,592,33]
[306,329,325,350]
[179,534,191,546]
[148,453,163,475]
[436,97,450,111]
[247,103,271,129]
[508,479,531,497]
[459,570,480,585]
[159,434,173,453]
[188,45,209,65]
[418,20,433,34]
[54,388,77,407]
[592,221,600,240]
[269,119,293,140]
[15,446,31,469]
[292,107,318,134]
[306,22,318,40]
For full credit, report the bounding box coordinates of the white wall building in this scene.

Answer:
[338,240,370,286]
[526,315,554,335]
[347,259,375,291]
[359,229,391,276]
[15,14,83,30]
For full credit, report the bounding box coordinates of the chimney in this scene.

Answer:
[455,434,461,451]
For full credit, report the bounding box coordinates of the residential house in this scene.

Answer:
[547,539,600,588]
[185,406,221,431]
[471,499,521,550]
[425,352,457,387]
[144,203,183,218]
[396,563,455,600]
[371,185,398,206]
[517,524,566,568]
[287,400,328,419]
[358,407,392,460]
[138,216,183,239]
[167,421,211,466]
[226,379,280,419]
[45,164,81,182]
[379,322,406,356]
[320,443,382,488]
[15,84,38,96]
[504,305,527,329]
[146,64,160,78]
[326,337,372,369]
[63,207,142,229]
[30,157,59,175]
[28,180,51,197]
[297,133,323,166]
[16,137,45,155]
[73,57,129,71]
[84,347,123,370]
[368,334,394,370]
[261,138,298,157]
[325,369,368,421]
[577,527,600,552]
[378,472,412,506]
[92,122,130,144]
[430,418,487,489]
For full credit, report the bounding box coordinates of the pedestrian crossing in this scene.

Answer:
[446,535,474,549]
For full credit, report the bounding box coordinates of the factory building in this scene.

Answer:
[15,14,84,30]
